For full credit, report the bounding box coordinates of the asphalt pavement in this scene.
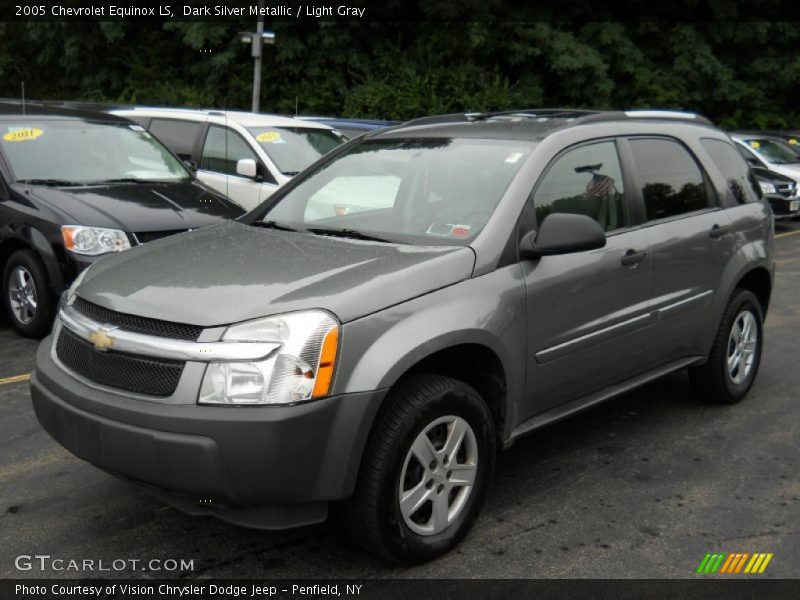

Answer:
[1,223,798,579]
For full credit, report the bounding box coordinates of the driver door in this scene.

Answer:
[521,139,652,418]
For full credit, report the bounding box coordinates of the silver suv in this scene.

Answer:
[31,109,774,563]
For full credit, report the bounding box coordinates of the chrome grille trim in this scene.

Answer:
[58,305,279,362]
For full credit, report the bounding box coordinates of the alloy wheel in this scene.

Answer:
[726,310,758,385]
[8,266,38,325]
[398,415,478,536]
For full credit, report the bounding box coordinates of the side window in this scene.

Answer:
[533,141,626,232]
[629,138,710,221]
[700,138,761,205]
[201,125,259,176]
[148,119,201,160]
[735,143,763,168]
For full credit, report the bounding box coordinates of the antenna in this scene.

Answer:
[295,96,298,117]
[21,82,25,115]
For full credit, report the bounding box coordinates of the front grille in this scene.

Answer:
[776,183,794,197]
[133,229,188,244]
[56,327,184,397]
[74,297,202,341]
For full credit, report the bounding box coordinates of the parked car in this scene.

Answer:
[0,102,244,337]
[729,133,800,183]
[298,116,398,138]
[113,108,348,211]
[751,166,800,219]
[32,109,773,563]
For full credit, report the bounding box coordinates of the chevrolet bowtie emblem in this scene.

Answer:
[89,327,117,352]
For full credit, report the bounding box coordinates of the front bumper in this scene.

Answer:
[31,337,386,529]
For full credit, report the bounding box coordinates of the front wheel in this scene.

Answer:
[689,288,764,404]
[341,374,496,564]
[3,249,56,338]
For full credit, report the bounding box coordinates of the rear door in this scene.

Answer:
[522,139,652,417]
[625,136,736,369]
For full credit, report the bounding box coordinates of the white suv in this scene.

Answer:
[113,108,348,210]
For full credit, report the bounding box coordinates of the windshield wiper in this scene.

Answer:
[307,227,394,243]
[254,220,303,233]
[20,179,84,187]
[281,171,301,177]
[81,178,156,185]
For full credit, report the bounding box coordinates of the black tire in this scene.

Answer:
[2,249,56,338]
[341,373,496,564]
[689,288,764,404]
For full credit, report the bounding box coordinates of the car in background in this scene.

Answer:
[751,166,800,220]
[113,108,348,211]
[730,133,800,183]
[298,117,398,138]
[0,102,244,337]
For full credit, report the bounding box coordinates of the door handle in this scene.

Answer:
[708,224,731,239]
[621,249,647,267]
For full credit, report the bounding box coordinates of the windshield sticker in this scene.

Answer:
[505,152,524,163]
[426,223,472,238]
[3,127,43,142]
[749,140,761,149]
[256,131,282,143]
[789,138,798,145]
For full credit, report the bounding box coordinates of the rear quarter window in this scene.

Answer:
[700,138,761,205]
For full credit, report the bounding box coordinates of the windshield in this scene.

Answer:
[0,119,191,184]
[256,137,534,246]
[248,126,347,176]
[743,138,800,165]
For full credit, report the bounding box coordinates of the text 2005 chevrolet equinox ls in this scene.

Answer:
[31,110,774,563]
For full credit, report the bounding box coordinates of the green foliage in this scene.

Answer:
[1,16,800,128]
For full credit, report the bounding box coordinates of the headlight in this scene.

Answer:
[198,310,339,406]
[758,181,776,195]
[61,225,131,256]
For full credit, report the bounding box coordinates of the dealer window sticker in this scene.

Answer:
[256,131,283,143]
[3,127,44,142]
[749,140,761,149]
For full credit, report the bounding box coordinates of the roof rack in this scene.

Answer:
[399,108,714,130]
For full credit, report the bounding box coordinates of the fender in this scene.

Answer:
[334,264,528,440]
[701,203,773,355]
[0,223,65,293]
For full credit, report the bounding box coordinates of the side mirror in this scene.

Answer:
[236,158,258,179]
[520,213,606,259]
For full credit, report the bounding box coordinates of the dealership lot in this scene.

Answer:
[1,223,798,579]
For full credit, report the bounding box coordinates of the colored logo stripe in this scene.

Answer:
[697,552,773,574]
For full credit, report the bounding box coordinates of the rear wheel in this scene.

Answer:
[3,249,55,338]
[689,288,763,404]
[342,374,496,563]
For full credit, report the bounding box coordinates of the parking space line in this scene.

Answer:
[0,373,31,385]
[775,229,800,239]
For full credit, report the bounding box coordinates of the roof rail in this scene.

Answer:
[579,110,713,126]
[402,108,600,128]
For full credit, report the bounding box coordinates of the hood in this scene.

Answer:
[77,221,476,325]
[14,180,244,232]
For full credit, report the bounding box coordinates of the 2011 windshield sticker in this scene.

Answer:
[3,128,44,142]
[256,131,282,143]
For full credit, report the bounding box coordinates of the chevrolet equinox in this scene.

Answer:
[31,109,774,563]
